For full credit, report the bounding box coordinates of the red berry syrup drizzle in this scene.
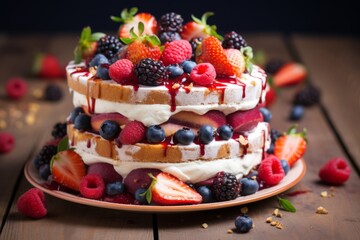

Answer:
[160,137,175,157]
[70,66,91,77]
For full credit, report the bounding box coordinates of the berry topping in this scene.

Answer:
[87,163,123,184]
[96,64,110,80]
[124,168,162,195]
[74,27,105,63]
[264,58,286,75]
[259,107,272,123]
[280,159,290,175]
[240,178,259,196]
[147,172,202,205]
[265,85,277,107]
[217,125,233,140]
[173,127,195,145]
[212,171,241,201]
[159,12,184,33]
[167,64,184,78]
[274,125,307,167]
[44,83,63,102]
[224,48,246,77]
[69,107,85,124]
[134,188,148,204]
[5,77,28,100]
[39,164,51,180]
[235,215,253,233]
[257,155,285,186]
[104,192,135,204]
[51,122,67,139]
[293,85,321,106]
[181,12,222,41]
[161,39,192,66]
[109,59,134,84]
[99,120,121,140]
[33,145,57,169]
[106,181,125,196]
[51,150,86,191]
[159,31,181,44]
[190,63,216,86]
[89,54,109,67]
[189,37,202,61]
[74,114,91,132]
[273,62,307,87]
[91,112,129,132]
[289,105,305,121]
[319,158,351,185]
[96,35,123,60]
[198,125,214,144]
[16,188,47,219]
[180,60,197,73]
[146,125,166,143]
[118,120,146,145]
[196,186,214,203]
[134,58,169,86]
[0,131,15,154]
[222,31,247,50]
[79,174,105,200]
[226,108,264,133]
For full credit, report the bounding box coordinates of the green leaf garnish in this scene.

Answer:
[277,196,296,212]
[286,125,307,141]
[120,37,135,45]
[57,137,69,153]
[120,21,160,47]
[241,46,254,74]
[111,7,138,23]
[191,12,223,41]
[140,173,158,204]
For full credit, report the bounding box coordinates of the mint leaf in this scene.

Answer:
[110,16,122,22]
[89,32,105,42]
[57,137,69,153]
[120,37,134,45]
[277,196,296,212]
[138,22,145,36]
[80,27,91,41]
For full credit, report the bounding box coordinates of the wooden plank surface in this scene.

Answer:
[292,35,360,167]
[157,33,360,239]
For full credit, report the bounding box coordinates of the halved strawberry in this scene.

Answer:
[51,150,86,191]
[274,125,307,167]
[111,7,157,39]
[181,12,222,41]
[146,172,202,205]
[273,62,307,87]
[224,48,245,77]
[196,36,234,76]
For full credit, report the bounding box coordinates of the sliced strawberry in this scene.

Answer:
[181,12,222,41]
[274,126,307,167]
[273,62,307,87]
[51,150,86,191]
[149,172,202,205]
[224,48,245,77]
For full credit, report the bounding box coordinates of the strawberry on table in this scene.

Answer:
[51,150,86,191]
[32,54,66,79]
[73,26,105,63]
[181,12,222,41]
[273,62,307,87]
[145,172,202,205]
[274,125,307,167]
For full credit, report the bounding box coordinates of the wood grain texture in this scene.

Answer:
[292,35,360,167]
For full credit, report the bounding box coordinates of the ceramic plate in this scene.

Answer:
[24,158,306,213]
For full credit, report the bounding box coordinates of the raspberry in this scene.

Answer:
[190,63,216,86]
[0,131,15,154]
[118,121,146,145]
[161,40,192,66]
[212,171,241,201]
[109,59,134,84]
[79,174,105,200]
[222,31,247,50]
[134,58,168,86]
[319,157,351,185]
[96,35,123,60]
[51,122,67,139]
[159,12,184,33]
[257,155,285,186]
[16,188,47,219]
[5,77,28,100]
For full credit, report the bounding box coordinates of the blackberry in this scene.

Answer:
[264,59,286,75]
[134,58,169,86]
[189,37,202,61]
[159,31,181,44]
[222,31,247,50]
[212,171,241,201]
[293,85,321,106]
[270,129,282,144]
[96,35,123,60]
[33,145,57,169]
[51,122,67,138]
[159,12,184,33]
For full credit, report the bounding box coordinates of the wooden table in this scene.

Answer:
[0,33,359,240]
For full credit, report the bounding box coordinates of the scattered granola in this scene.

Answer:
[227,229,233,234]
[316,206,328,214]
[275,222,283,229]
[320,191,328,198]
[240,207,248,214]
[201,223,208,229]
[266,217,273,223]
[273,208,282,218]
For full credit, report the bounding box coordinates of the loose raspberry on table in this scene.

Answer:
[0,131,15,154]
[257,155,285,186]
[5,77,28,100]
[16,188,47,219]
[319,157,351,185]
[79,174,105,200]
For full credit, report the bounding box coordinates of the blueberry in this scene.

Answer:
[217,125,233,140]
[96,64,110,80]
[106,181,124,196]
[146,125,165,143]
[70,107,85,123]
[196,186,214,203]
[280,159,290,175]
[89,54,109,67]
[180,60,197,73]
[44,84,63,102]
[174,128,195,145]
[74,114,91,131]
[39,164,51,180]
[246,170,258,179]
[99,120,120,140]
[134,188,147,204]
[198,125,214,144]
[240,178,259,196]
[266,142,274,154]
[289,105,304,121]
[235,215,253,233]
[167,65,184,79]
[259,107,272,122]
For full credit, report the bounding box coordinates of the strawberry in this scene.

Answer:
[274,125,307,167]
[111,7,157,39]
[118,120,146,145]
[181,12,222,41]
[146,172,202,205]
[224,48,245,77]
[51,150,86,191]
[32,54,65,79]
[73,27,105,63]
[196,36,234,76]
[273,62,307,87]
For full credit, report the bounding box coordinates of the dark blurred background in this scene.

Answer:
[0,0,359,35]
